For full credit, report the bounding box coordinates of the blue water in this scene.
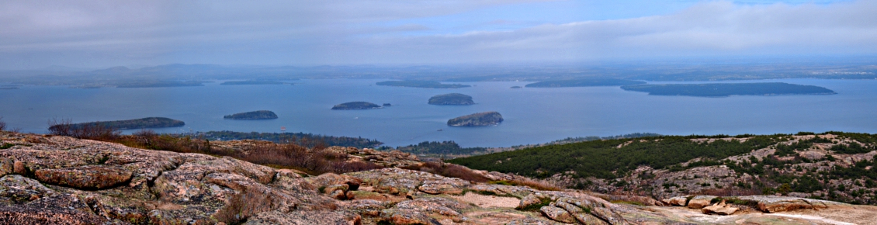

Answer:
[1,78,875,147]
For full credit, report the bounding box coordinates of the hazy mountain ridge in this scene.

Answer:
[1,61,876,87]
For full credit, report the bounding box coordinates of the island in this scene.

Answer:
[0,85,20,90]
[510,86,522,89]
[428,93,475,105]
[331,101,382,110]
[223,110,278,120]
[620,82,838,97]
[116,80,203,88]
[220,80,288,85]
[525,78,645,88]
[447,111,503,127]
[376,80,470,88]
[50,117,185,130]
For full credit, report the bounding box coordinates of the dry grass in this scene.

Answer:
[403,161,490,183]
[48,122,382,176]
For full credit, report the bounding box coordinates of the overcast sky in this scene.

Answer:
[0,0,874,69]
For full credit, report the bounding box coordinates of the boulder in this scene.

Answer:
[34,165,132,189]
[687,195,716,209]
[417,179,468,195]
[540,205,576,223]
[757,198,814,213]
[701,200,739,215]
[663,196,688,206]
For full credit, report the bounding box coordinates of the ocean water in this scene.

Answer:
[1,78,875,147]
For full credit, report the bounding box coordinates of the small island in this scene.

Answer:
[332,101,382,110]
[447,111,503,127]
[525,78,645,88]
[0,85,20,90]
[223,110,278,120]
[620,82,838,97]
[50,117,185,130]
[220,80,288,85]
[510,86,522,89]
[116,80,203,88]
[376,80,470,88]
[428,93,475,105]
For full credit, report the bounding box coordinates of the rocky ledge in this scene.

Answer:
[1,131,876,224]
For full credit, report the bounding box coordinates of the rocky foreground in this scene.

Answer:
[1,131,876,224]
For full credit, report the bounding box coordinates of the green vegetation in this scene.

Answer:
[620,82,837,97]
[394,141,487,155]
[223,110,278,120]
[525,78,645,88]
[447,111,503,127]
[448,135,778,179]
[428,93,475,105]
[220,80,288,85]
[193,131,382,148]
[49,117,184,131]
[331,101,382,110]
[376,80,470,88]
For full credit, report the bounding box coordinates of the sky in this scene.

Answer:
[0,0,874,69]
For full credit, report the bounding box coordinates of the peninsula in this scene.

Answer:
[223,110,278,120]
[525,78,645,87]
[376,80,470,88]
[331,101,382,110]
[447,111,503,127]
[49,117,185,130]
[428,93,475,105]
[620,82,837,97]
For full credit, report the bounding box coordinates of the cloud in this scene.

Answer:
[0,0,875,68]
[349,0,877,63]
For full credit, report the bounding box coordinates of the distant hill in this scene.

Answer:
[331,101,382,110]
[525,78,645,87]
[223,110,278,120]
[428,93,474,105]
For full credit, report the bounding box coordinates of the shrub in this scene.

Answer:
[0,116,6,131]
[49,125,382,176]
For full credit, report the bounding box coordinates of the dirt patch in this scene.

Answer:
[453,192,519,208]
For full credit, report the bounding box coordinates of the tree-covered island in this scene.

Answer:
[620,82,837,97]
[220,80,288,85]
[525,78,645,87]
[447,111,503,127]
[50,117,185,130]
[223,110,278,120]
[331,101,382,110]
[376,80,470,88]
[428,93,475,105]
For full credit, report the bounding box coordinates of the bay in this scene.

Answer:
[1,78,875,147]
